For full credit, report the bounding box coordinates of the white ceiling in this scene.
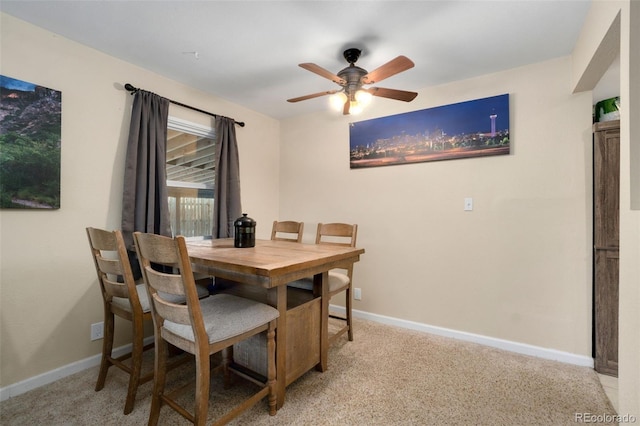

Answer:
[1,1,592,120]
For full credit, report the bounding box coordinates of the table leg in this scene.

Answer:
[313,271,329,372]
[269,285,287,409]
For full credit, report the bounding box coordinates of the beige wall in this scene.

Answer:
[0,13,281,387]
[280,56,594,355]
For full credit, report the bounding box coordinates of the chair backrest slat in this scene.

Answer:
[88,227,118,251]
[271,220,304,242]
[151,293,191,325]
[316,223,357,247]
[96,256,123,276]
[102,276,130,299]
[144,268,186,295]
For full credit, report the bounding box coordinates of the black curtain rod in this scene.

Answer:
[124,83,245,127]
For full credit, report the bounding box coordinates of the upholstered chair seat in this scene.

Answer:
[163,293,279,344]
[287,270,350,293]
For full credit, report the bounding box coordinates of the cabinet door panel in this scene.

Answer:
[593,121,619,377]
[594,249,619,376]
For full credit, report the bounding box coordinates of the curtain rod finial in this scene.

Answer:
[124,83,138,94]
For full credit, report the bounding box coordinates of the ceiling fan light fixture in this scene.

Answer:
[355,90,372,106]
[330,92,348,112]
[349,100,363,115]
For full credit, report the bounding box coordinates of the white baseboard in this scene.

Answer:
[0,336,154,402]
[1,308,593,402]
[334,305,594,368]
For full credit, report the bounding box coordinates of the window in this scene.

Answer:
[166,117,215,239]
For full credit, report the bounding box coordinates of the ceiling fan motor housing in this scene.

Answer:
[338,65,367,99]
[339,48,367,98]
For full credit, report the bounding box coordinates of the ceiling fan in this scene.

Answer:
[287,48,418,115]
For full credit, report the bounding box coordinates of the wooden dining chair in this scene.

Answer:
[86,227,154,415]
[288,223,358,345]
[133,232,279,426]
[87,227,209,414]
[316,223,358,344]
[271,220,304,242]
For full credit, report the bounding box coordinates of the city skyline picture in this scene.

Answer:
[349,93,510,169]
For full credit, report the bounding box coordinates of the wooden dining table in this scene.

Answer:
[186,238,364,409]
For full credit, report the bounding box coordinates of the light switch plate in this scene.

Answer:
[464,197,473,211]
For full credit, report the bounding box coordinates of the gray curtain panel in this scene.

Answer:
[121,90,171,249]
[213,116,242,238]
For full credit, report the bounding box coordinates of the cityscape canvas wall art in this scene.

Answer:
[349,94,510,169]
[0,75,61,209]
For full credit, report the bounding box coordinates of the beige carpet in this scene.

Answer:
[0,318,617,425]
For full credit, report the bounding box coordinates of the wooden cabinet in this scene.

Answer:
[593,120,620,377]
[219,282,322,385]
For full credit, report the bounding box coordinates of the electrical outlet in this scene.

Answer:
[354,288,362,301]
[91,322,104,341]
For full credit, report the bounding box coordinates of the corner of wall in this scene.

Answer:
[571,3,621,94]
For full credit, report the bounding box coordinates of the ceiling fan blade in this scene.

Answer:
[299,63,346,85]
[361,56,415,85]
[287,90,339,103]
[343,98,351,115]
[366,87,418,102]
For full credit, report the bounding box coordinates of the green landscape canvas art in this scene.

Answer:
[0,75,61,209]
